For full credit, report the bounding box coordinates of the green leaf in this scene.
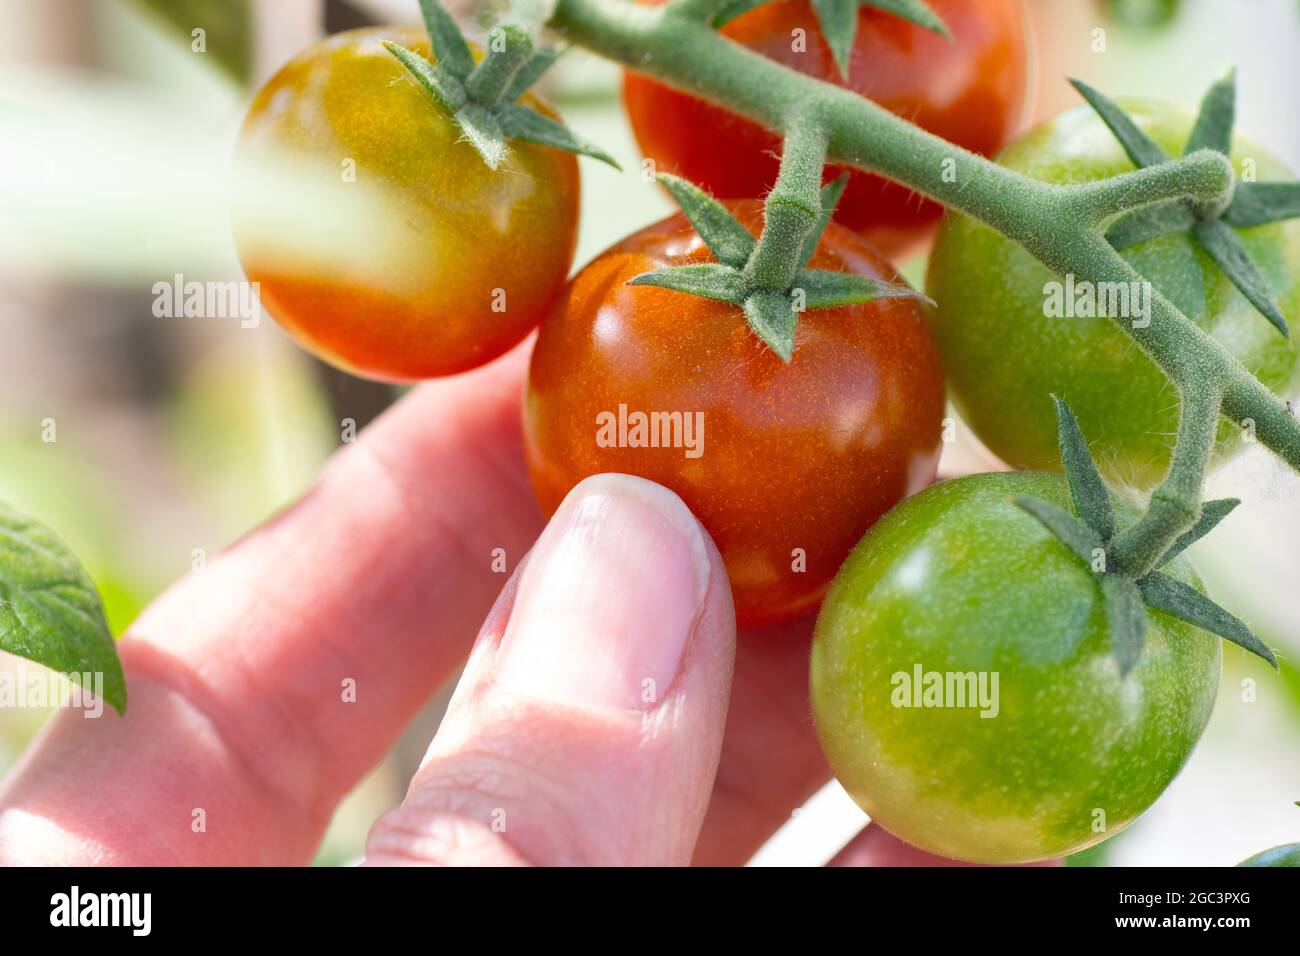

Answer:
[627,264,750,302]
[864,0,950,36]
[504,48,561,104]
[1139,572,1277,668]
[1014,496,1105,564]
[498,105,621,168]
[743,291,798,361]
[416,0,475,79]
[0,501,126,714]
[812,0,860,79]
[792,269,930,309]
[1157,497,1239,567]
[384,42,466,114]
[1102,573,1148,677]
[1052,397,1117,541]
[1224,181,1300,229]
[454,103,508,169]
[1193,218,1290,337]
[658,174,756,269]
[798,174,851,265]
[1105,198,1197,250]
[1070,79,1170,169]
[1183,66,1236,157]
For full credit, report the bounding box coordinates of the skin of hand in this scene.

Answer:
[0,340,1048,866]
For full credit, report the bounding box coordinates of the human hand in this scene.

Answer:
[0,343,994,866]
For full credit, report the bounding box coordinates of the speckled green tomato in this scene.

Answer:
[810,471,1221,864]
[234,27,579,382]
[1238,843,1300,866]
[926,101,1300,489]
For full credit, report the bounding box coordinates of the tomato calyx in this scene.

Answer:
[1014,397,1276,675]
[629,172,928,360]
[706,0,951,79]
[1078,69,1300,339]
[383,0,618,170]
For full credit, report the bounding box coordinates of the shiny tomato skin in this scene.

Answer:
[926,102,1300,489]
[524,204,945,627]
[811,471,1221,864]
[234,27,579,382]
[622,0,1029,258]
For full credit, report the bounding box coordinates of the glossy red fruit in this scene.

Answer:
[524,203,945,626]
[622,0,1029,258]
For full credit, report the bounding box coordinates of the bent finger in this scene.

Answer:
[364,474,736,866]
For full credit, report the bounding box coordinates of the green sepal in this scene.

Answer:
[1070,78,1170,169]
[1014,496,1104,564]
[1156,497,1238,567]
[1105,198,1197,251]
[454,102,508,169]
[0,500,127,715]
[1078,75,1294,338]
[1102,573,1148,677]
[1139,572,1277,668]
[1223,181,1300,229]
[711,0,765,27]
[811,0,859,79]
[504,48,561,104]
[799,174,850,264]
[792,269,930,309]
[498,105,621,168]
[1193,218,1290,337]
[1051,397,1117,541]
[810,0,949,78]
[863,0,949,36]
[416,0,475,79]
[657,174,756,269]
[1183,65,1236,157]
[628,264,750,302]
[384,41,467,113]
[743,290,798,361]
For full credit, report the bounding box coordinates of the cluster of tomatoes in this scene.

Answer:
[234,1,1300,864]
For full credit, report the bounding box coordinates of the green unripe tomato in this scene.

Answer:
[926,101,1300,490]
[810,472,1221,864]
[1238,843,1300,866]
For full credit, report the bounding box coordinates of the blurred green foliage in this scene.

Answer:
[132,0,252,84]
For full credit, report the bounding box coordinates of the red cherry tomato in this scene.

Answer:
[234,27,580,382]
[622,0,1029,257]
[524,203,945,626]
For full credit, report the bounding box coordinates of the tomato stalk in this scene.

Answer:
[744,120,827,291]
[546,0,1300,556]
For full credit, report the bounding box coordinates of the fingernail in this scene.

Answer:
[494,474,711,711]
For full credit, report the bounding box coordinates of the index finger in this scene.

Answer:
[0,343,542,865]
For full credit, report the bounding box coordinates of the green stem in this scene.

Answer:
[1064,150,1233,224]
[745,121,827,291]
[464,24,533,108]
[668,0,735,21]
[1110,386,1222,577]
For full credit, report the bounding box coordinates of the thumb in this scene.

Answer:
[364,474,736,866]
